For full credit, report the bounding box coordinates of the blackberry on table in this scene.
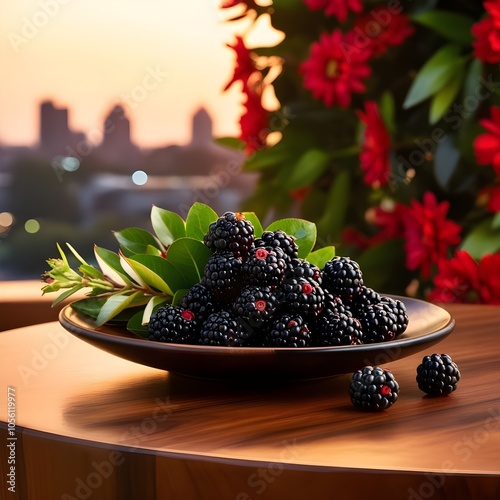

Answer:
[232,285,277,328]
[349,366,399,411]
[203,211,254,260]
[202,251,243,302]
[242,246,287,287]
[311,312,363,346]
[148,305,198,344]
[416,354,461,396]
[255,230,298,263]
[265,314,311,348]
[286,258,322,284]
[322,256,364,301]
[199,310,247,346]
[277,277,325,318]
[179,283,216,322]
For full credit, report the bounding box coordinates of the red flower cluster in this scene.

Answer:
[224,36,268,154]
[429,250,500,304]
[357,101,391,186]
[354,7,415,56]
[472,1,500,63]
[303,0,362,22]
[474,105,500,175]
[299,29,371,108]
[403,192,461,279]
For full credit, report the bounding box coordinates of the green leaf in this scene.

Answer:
[357,239,407,292]
[66,242,88,266]
[413,10,475,45]
[244,144,290,171]
[429,61,465,124]
[306,246,335,269]
[166,237,212,286]
[185,203,218,241]
[94,246,132,286]
[79,264,105,280]
[461,218,500,259]
[127,310,150,338]
[283,149,330,191]
[434,137,460,190]
[71,297,107,319]
[151,205,186,247]
[316,170,350,244]
[241,212,263,238]
[379,91,396,134]
[403,44,463,109]
[492,213,500,230]
[265,219,317,259]
[127,254,176,295]
[213,137,246,151]
[113,227,161,256]
[172,288,190,306]
[96,291,148,327]
[51,284,84,307]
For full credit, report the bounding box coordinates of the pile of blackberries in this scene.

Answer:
[147,212,409,347]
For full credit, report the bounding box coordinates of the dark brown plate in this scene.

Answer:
[59,296,454,380]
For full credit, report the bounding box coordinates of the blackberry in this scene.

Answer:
[232,285,277,328]
[242,246,287,287]
[416,354,461,396]
[255,230,298,263]
[359,303,398,343]
[312,312,363,346]
[199,310,247,346]
[148,305,198,344]
[265,314,311,347]
[379,296,409,337]
[349,366,399,411]
[202,251,243,302]
[322,292,352,317]
[322,256,364,301]
[179,283,216,322]
[277,277,325,317]
[349,287,382,318]
[203,211,254,260]
[286,258,322,284]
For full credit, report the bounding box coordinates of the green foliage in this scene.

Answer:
[42,204,329,331]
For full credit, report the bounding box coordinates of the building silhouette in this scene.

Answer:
[39,100,85,159]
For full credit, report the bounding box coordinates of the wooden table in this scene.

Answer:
[1,303,499,499]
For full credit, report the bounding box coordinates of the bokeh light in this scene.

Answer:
[132,170,148,186]
[24,219,40,234]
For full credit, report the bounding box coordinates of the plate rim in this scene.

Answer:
[58,295,455,356]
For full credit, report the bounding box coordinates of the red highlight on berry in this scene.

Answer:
[380,385,391,396]
[255,248,269,260]
[181,310,196,321]
[302,283,313,295]
[255,300,267,311]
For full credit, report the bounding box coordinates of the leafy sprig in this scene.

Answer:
[42,203,335,334]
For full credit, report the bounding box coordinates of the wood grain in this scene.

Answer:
[1,303,499,499]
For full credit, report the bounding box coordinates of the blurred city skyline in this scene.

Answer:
[0,0,267,148]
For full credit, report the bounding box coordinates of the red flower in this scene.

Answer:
[472,1,500,63]
[224,36,257,91]
[299,29,371,108]
[428,250,500,304]
[474,105,500,175]
[341,203,405,249]
[303,0,362,22]
[357,101,391,186]
[402,192,461,279]
[239,89,268,154]
[354,7,415,57]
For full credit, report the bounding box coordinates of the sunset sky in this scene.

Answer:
[0,0,276,148]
